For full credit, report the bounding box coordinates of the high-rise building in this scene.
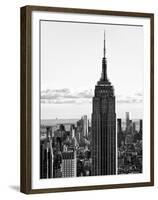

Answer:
[61,150,77,177]
[40,127,54,178]
[132,122,136,134]
[53,153,62,178]
[77,116,88,138]
[83,115,88,138]
[126,112,131,133]
[92,32,116,176]
[139,119,142,134]
[117,118,122,133]
[117,118,124,148]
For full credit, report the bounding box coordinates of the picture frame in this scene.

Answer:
[20,5,154,194]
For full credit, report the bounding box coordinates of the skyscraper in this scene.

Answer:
[40,127,54,178]
[82,115,88,138]
[92,32,116,176]
[61,150,77,178]
[117,118,122,133]
[139,119,142,134]
[126,112,131,133]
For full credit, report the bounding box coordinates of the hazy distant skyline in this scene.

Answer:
[40,20,143,119]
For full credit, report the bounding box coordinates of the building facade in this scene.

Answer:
[61,150,77,177]
[92,32,116,176]
[40,127,54,178]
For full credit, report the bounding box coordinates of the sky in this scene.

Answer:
[40,20,144,120]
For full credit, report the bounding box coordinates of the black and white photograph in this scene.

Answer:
[20,6,154,193]
[40,20,143,179]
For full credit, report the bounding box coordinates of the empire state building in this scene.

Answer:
[92,32,116,176]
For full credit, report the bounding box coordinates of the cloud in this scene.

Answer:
[41,99,77,104]
[41,88,143,105]
[117,99,143,104]
[41,88,93,104]
[41,88,70,99]
[117,92,143,104]
[78,90,93,98]
[135,92,143,97]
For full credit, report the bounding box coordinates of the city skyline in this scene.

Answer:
[40,112,143,178]
[40,28,143,179]
[40,20,143,120]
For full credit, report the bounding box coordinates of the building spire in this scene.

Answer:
[104,30,106,58]
[99,30,108,83]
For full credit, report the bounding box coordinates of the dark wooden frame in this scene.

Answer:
[20,5,154,194]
